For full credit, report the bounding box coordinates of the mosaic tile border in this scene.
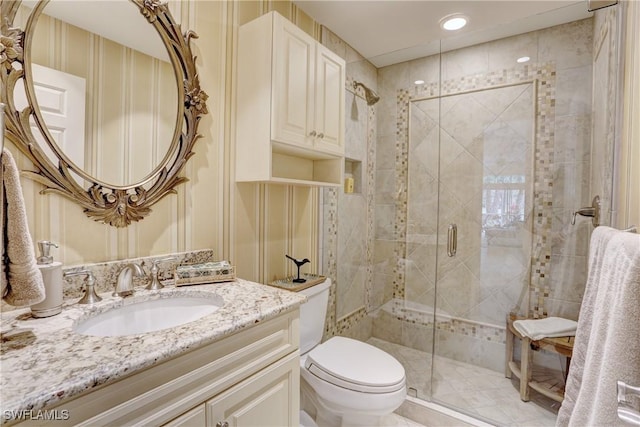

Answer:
[365,103,377,313]
[393,89,411,301]
[394,63,557,320]
[376,299,505,344]
[322,187,339,338]
[335,306,367,336]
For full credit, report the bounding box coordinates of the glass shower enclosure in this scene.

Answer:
[368,3,621,425]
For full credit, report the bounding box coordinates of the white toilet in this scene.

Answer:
[298,279,406,427]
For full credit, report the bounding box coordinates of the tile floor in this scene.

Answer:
[369,338,562,427]
[385,414,428,427]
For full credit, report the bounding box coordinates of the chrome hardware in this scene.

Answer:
[617,380,640,425]
[352,80,380,106]
[146,256,177,290]
[65,270,102,304]
[317,132,325,139]
[114,263,145,297]
[447,224,457,257]
[215,422,228,427]
[309,130,317,137]
[572,195,601,227]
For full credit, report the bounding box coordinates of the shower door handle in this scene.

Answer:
[447,224,457,257]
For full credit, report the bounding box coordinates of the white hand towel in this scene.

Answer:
[513,317,578,340]
[1,148,45,306]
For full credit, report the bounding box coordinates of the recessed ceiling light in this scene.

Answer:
[440,14,468,31]
[414,80,425,85]
[517,56,531,63]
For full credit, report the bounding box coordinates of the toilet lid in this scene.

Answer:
[305,337,405,393]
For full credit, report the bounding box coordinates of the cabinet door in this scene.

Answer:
[162,404,206,427]
[314,45,345,155]
[272,17,315,148]
[207,352,299,427]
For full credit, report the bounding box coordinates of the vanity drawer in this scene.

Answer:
[18,309,299,427]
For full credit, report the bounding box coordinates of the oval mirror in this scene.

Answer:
[1,0,207,227]
[29,0,179,187]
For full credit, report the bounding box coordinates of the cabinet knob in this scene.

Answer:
[216,422,229,427]
[317,133,324,139]
[308,130,317,137]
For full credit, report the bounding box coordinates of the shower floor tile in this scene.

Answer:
[368,337,560,426]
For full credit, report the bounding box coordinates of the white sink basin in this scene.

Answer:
[74,295,224,337]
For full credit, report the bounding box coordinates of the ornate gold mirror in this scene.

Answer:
[1,0,207,227]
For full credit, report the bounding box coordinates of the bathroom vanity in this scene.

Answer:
[0,280,305,426]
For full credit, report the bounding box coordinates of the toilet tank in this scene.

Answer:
[298,279,331,355]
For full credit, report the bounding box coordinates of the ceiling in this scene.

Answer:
[293,1,593,67]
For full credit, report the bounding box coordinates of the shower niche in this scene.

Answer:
[344,159,362,194]
[236,11,345,186]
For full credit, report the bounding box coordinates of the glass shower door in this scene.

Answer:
[405,94,442,400]
[406,78,535,402]
[430,79,537,420]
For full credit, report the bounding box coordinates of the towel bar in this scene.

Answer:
[618,380,640,426]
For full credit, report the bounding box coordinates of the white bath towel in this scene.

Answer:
[557,226,640,427]
[1,148,45,306]
[513,317,578,341]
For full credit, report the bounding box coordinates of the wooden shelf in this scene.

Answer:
[505,314,573,403]
[529,380,565,403]
[508,361,522,379]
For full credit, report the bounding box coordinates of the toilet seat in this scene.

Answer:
[304,337,405,393]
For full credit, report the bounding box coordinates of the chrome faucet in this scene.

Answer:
[113,263,145,297]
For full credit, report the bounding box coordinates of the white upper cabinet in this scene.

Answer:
[313,48,344,153]
[271,20,315,148]
[236,11,345,186]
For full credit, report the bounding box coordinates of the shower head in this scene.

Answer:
[353,81,380,106]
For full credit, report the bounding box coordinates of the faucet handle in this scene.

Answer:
[146,256,178,290]
[64,269,102,304]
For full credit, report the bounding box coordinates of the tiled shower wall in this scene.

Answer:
[373,18,595,371]
[320,29,377,341]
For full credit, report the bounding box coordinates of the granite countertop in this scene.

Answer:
[0,279,306,418]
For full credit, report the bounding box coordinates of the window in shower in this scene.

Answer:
[482,175,526,246]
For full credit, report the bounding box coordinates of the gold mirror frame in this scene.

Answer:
[0,0,208,227]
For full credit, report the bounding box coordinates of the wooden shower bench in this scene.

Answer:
[505,314,575,402]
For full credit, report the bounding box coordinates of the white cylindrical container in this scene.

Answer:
[31,241,63,317]
[31,262,63,317]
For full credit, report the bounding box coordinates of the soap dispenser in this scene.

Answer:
[31,241,63,317]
